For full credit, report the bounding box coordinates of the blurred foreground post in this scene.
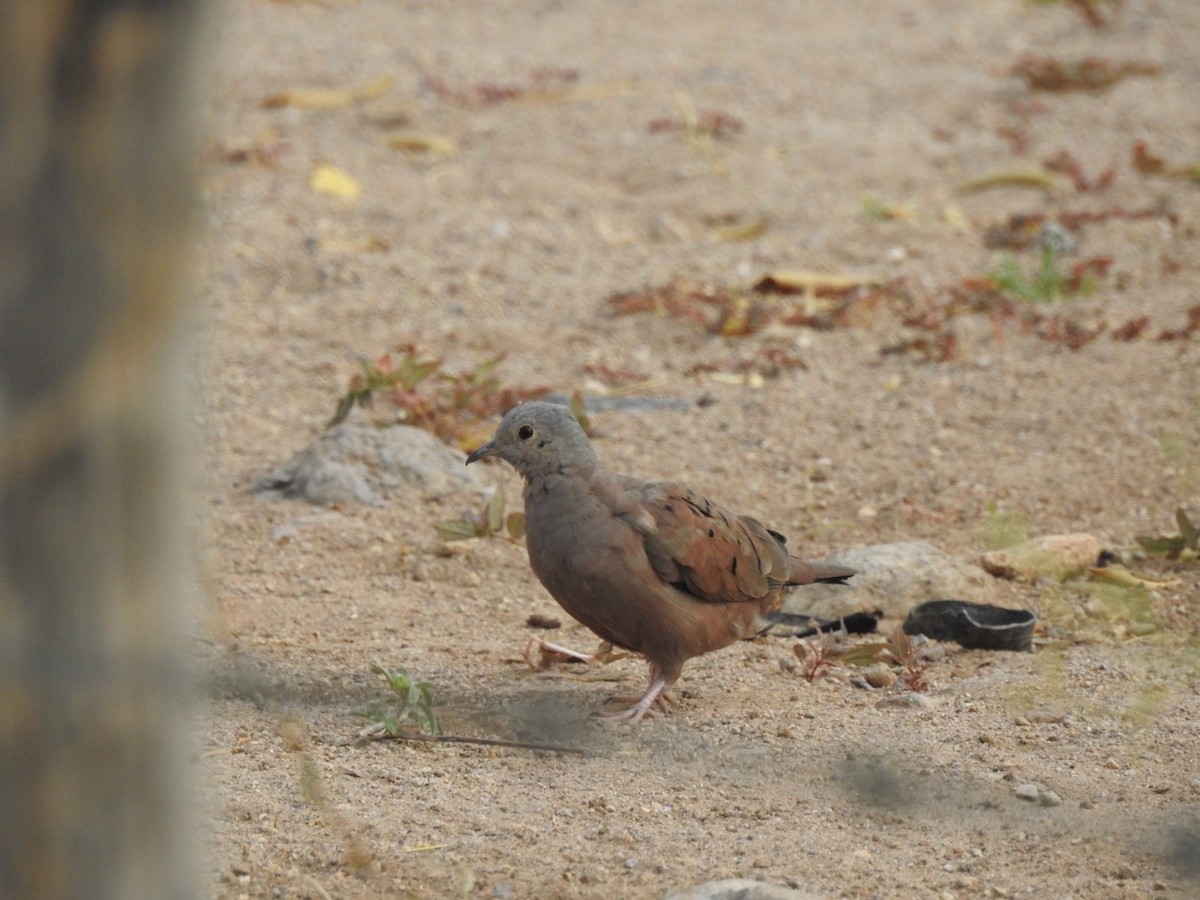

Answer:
[1,2,200,897]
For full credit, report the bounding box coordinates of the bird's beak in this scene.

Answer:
[465,440,497,466]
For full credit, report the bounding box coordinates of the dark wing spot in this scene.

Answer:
[683,496,714,518]
[707,528,715,538]
[767,528,788,546]
[730,556,738,575]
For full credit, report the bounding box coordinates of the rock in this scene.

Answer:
[1038,788,1063,807]
[1014,783,1040,801]
[254,423,486,506]
[875,692,934,709]
[860,663,897,688]
[664,879,826,900]
[981,533,1101,582]
[784,541,990,620]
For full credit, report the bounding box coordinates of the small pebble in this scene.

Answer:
[1014,784,1040,801]
[623,858,637,869]
[492,884,514,899]
[862,664,898,688]
[1038,789,1062,807]
[876,692,932,709]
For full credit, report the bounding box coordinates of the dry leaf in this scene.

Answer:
[263,74,395,109]
[387,132,458,156]
[957,169,1059,194]
[707,218,767,242]
[435,520,482,542]
[1088,565,1181,589]
[311,165,363,202]
[753,270,877,296]
[516,81,636,105]
[317,234,389,254]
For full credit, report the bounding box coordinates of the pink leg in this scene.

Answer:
[522,634,597,670]
[596,668,673,724]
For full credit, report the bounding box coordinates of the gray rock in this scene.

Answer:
[783,541,990,620]
[253,424,485,506]
[875,692,935,710]
[664,879,826,900]
[1038,788,1063,807]
[1014,783,1040,802]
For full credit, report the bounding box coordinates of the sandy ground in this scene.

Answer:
[198,1,1200,897]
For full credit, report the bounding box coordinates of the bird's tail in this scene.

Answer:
[786,558,855,586]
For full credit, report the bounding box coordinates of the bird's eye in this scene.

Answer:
[517,424,535,440]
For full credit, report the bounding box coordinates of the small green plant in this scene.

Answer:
[795,631,847,683]
[884,626,930,693]
[988,245,1068,304]
[862,193,918,222]
[794,625,930,691]
[1136,507,1198,560]
[436,485,526,542]
[979,500,1034,550]
[329,347,549,451]
[353,663,442,735]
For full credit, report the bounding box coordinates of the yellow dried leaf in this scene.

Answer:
[518,81,637,105]
[263,74,395,110]
[942,205,969,230]
[1087,565,1180,589]
[957,168,1059,194]
[753,270,876,295]
[707,219,767,242]
[387,132,458,156]
[311,165,363,201]
[317,235,389,254]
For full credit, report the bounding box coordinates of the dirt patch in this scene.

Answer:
[200,1,1200,896]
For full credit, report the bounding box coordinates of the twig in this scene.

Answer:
[300,875,334,900]
[354,725,594,756]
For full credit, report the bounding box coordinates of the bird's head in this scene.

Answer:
[465,400,598,480]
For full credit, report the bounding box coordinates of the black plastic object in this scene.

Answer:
[903,599,1036,652]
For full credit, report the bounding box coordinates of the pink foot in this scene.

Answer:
[594,675,670,725]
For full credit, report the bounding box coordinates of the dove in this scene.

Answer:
[465,401,854,723]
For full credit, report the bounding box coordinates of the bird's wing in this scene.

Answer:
[608,479,791,604]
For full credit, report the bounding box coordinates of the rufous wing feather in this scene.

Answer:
[627,483,790,603]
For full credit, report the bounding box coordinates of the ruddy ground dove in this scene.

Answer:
[466,401,854,723]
